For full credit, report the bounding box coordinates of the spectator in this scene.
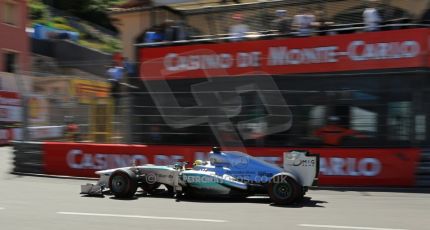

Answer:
[164,19,188,41]
[420,3,430,24]
[144,24,165,43]
[64,116,80,142]
[314,9,335,35]
[164,19,178,41]
[107,62,124,82]
[271,9,292,35]
[229,13,249,41]
[123,57,136,76]
[175,19,188,40]
[363,0,382,31]
[107,62,124,108]
[292,7,316,36]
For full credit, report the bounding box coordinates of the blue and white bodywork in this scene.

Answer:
[81,148,319,205]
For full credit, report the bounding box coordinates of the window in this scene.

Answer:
[3,1,18,26]
[308,105,326,133]
[387,101,411,141]
[415,115,426,141]
[351,107,377,135]
[3,52,17,73]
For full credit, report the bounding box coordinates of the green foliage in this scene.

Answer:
[31,0,123,53]
[43,0,125,31]
[102,38,122,53]
[50,23,79,32]
[78,38,122,54]
[51,17,67,24]
[29,0,48,20]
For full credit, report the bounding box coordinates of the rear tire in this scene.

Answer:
[109,170,138,199]
[268,175,300,205]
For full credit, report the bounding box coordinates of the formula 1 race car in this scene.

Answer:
[81,147,319,205]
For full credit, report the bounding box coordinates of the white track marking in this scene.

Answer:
[0,207,4,210]
[299,224,408,230]
[57,212,228,223]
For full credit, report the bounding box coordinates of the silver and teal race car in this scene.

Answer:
[81,147,319,205]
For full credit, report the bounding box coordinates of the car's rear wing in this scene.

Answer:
[283,150,320,187]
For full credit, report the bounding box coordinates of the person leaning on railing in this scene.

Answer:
[313,9,335,36]
[229,13,250,41]
[292,7,316,37]
[363,0,382,32]
[271,9,292,35]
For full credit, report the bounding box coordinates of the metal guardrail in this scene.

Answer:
[136,23,430,48]
[11,141,44,174]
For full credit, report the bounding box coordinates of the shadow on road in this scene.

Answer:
[270,197,327,208]
[81,188,329,207]
[125,189,328,207]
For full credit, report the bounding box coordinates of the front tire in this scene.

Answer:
[109,170,138,199]
[268,175,300,205]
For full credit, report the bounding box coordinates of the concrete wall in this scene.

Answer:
[110,11,152,61]
[31,39,112,77]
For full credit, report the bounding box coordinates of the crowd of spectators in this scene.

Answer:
[143,19,189,43]
[142,0,429,44]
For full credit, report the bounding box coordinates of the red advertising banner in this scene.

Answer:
[43,143,421,186]
[0,91,21,123]
[140,28,430,80]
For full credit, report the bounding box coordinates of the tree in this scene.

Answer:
[42,0,124,31]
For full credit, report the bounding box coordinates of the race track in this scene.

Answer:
[1,147,429,230]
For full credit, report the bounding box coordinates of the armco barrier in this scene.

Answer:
[12,141,429,187]
[38,142,424,187]
[12,141,44,174]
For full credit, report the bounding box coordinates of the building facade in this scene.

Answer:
[0,0,30,74]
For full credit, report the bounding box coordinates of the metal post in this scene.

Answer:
[125,85,133,144]
[124,63,135,144]
[14,64,30,141]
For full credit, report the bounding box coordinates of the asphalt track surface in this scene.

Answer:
[1,147,430,230]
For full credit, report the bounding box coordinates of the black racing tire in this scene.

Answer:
[175,187,190,200]
[140,182,161,195]
[165,185,175,196]
[268,175,301,205]
[296,189,306,202]
[109,169,138,199]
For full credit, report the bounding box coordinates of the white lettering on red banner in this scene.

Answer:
[164,53,233,71]
[348,40,420,61]
[162,41,420,71]
[66,149,148,170]
[268,46,338,65]
[319,157,381,176]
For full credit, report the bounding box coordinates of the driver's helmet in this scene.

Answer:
[212,146,221,154]
[193,160,203,166]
